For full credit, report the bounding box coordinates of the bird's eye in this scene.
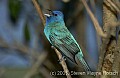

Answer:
[54,14,57,16]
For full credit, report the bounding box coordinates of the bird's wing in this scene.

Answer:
[49,28,81,62]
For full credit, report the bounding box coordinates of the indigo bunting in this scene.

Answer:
[44,10,90,71]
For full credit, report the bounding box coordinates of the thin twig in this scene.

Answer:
[0,38,37,55]
[39,66,55,78]
[81,0,120,35]
[52,46,72,78]
[1,40,46,63]
[90,0,96,14]
[81,0,107,38]
[32,0,46,26]
[24,52,48,78]
[113,0,120,10]
[0,38,48,78]
[32,0,72,78]
[107,0,120,14]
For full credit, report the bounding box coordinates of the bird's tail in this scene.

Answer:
[76,52,91,71]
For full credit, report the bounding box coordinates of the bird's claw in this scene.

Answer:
[58,56,66,64]
[51,46,55,49]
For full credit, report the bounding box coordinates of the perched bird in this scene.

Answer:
[44,10,90,71]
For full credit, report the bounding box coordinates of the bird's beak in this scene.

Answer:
[44,14,51,17]
[44,9,54,17]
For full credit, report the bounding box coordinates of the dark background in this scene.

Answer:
[0,0,103,78]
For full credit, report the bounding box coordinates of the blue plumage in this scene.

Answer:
[44,10,90,71]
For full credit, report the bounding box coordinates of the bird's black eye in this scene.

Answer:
[54,14,57,16]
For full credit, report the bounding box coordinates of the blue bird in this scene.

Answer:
[44,10,90,71]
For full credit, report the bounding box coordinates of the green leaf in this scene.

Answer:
[24,23,30,42]
[9,0,22,23]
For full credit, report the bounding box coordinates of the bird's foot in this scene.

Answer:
[51,46,55,49]
[58,56,66,64]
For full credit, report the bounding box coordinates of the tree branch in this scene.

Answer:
[24,52,48,78]
[80,0,107,38]
[32,0,46,26]
[51,46,72,78]
[32,0,72,78]
[80,1,120,78]
[107,0,120,14]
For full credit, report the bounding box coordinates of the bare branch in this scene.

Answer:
[98,0,120,78]
[32,0,72,78]
[90,0,96,14]
[0,38,32,54]
[24,52,48,78]
[39,66,55,78]
[81,0,107,38]
[51,46,72,78]
[107,0,120,14]
[32,0,46,26]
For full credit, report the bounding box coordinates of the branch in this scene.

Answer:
[32,0,46,26]
[80,0,107,38]
[39,66,55,78]
[24,52,48,78]
[32,0,72,78]
[98,0,120,78]
[81,0,120,37]
[51,46,72,78]
[90,0,96,14]
[0,38,49,78]
[0,38,37,55]
[81,0,107,38]
[0,40,47,65]
[113,0,120,10]
[107,0,120,14]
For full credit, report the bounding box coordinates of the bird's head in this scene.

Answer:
[44,10,64,25]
